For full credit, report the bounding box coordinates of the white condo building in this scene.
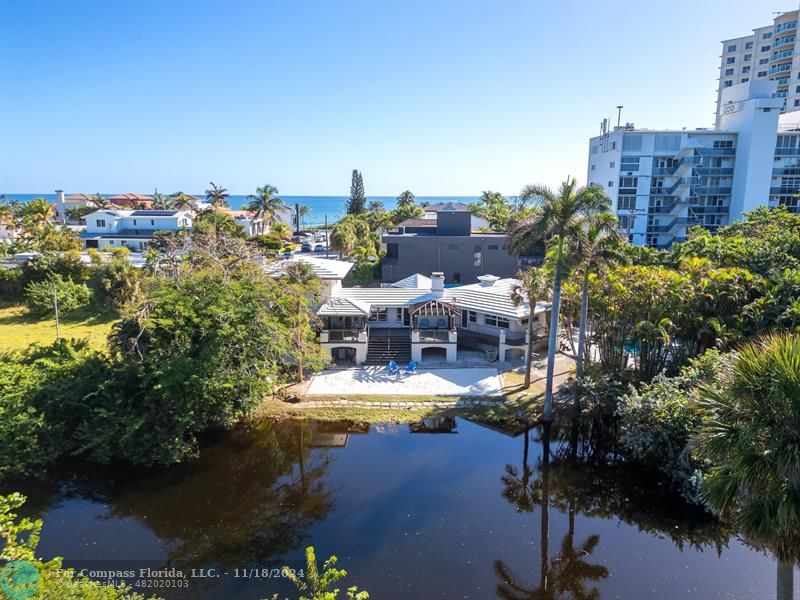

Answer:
[716,7,799,126]
[587,80,800,248]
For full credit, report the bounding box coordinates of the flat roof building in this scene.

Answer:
[588,80,799,248]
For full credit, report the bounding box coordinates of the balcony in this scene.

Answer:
[696,147,736,156]
[696,187,732,195]
[770,186,800,194]
[695,167,734,176]
[775,147,800,156]
[321,329,367,343]
[413,329,456,343]
[775,20,797,35]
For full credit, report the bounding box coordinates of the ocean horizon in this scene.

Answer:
[3,194,478,227]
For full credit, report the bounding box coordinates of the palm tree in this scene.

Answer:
[397,190,415,207]
[297,205,311,229]
[697,333,800,600]
[574,212,621,383]
[20,198,54,231]
[247,184,284,228]
[151,191,170,209]
[91,193,110,209]
[271,221,291,240]
[171,193,195,211]
[512,268,552,388]
[508,179,611,421]
[205,182,230,210]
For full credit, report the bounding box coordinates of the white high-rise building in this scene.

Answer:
[587,80,800,248]
[716,8,799,126]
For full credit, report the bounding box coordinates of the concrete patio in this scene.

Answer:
[305,366,504,397]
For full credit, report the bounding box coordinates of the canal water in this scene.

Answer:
[3,418,795,599]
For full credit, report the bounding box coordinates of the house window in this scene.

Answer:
[95,219,106,227]
[150,219,155,226]
[485,315,510,328]
[473,245,482,267]
[133,219,137,225]
[468,310,477,323]
[109,240,114,245]
[370,307,388,322]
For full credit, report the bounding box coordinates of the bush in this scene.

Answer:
[0,267,24,299]
[616,350,729,504]
[20,251,88,287]
[24,275,92,317]
[249,234,284,251]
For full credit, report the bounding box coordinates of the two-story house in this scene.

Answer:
[80,209,193,250]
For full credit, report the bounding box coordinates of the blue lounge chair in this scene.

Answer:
[389,360,400,375]
[405,360,417,374]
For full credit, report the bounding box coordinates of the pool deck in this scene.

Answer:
[305,366,505,397]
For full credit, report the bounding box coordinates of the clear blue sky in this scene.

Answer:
[1,0,798,196]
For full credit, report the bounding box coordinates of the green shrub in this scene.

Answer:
[0,267,24,299]
[24,275,92,317]
[20,251,88,287]
[250,234,284,251]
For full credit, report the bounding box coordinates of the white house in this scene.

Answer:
[80,209,193,250]
[266,254,354,299]
[317,272,550,366]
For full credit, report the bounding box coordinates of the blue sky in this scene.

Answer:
[1,0,798,196]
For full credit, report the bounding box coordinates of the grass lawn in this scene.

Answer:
[0,301,117,352]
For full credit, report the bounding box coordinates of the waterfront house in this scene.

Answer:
[317,272,549,366]
[266,254,354,299]
[381,206,543,284]
[80,209,193,251]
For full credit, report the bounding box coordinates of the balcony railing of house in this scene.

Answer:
[414,329,456,343]
[321,328,367,343]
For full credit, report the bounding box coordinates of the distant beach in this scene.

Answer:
[3,194,478,227]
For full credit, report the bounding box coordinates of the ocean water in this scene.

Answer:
[3,194,477,226]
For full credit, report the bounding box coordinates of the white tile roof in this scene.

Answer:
[391,273,432,289]
[324,275,550,320]
[317,297,371,316]
[266,255,354,280]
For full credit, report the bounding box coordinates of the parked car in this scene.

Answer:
[313,243,325,252]
[301,241,312,252]
[282,249,293,259]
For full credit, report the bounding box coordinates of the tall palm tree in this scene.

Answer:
[574,212,621,382]
[20,198,54,230]
[508,179,611,421]
[151,191,169,209]
[512,267,552,388]
[297,205,311,229]
[247,184,283,228]
[205,182,230,210]
[90,193,111,209]
[397,190,416,207]
[697,333,800,600]
[170,193,195,211]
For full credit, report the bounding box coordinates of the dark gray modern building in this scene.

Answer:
[381,208,542,284]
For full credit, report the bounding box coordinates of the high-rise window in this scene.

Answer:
[727,44,736,52]
[725,68,734,76]
[745,41,753,49]
[742,66,751,73]
[758,71,768,77]
[724,80,733,87]
[744,53,752,61]
[726,57,735,64]
[761,45,771,52]
[620,156,640,170]
[760,58,769,64]
[617,196,636,211]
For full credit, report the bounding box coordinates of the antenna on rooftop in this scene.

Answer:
[616,106,623,128]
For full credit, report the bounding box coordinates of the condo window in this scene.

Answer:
[617,196,636,211]
[759,58,769,65]
[795,99,800,107]
[620,156,640,170]
[745,41,753,49]
[608,181,614,187]
[619,176,637,188]
[590,164,596,171]
[618,215,634,231]
[713,140,734,148]
[763,32,772,39]
[484,315,509,328]
[610,161,615,168]
[725,68,734,76]
[726,57,735,64]
[724,80,733,88]
[727,44,736,52]
[742,66,750,73]
[96,219,106,227]
[761,45,770,52]
[758,71,768,77]
[744,54,752,61]
[796,85,800,93]
[741,78,749,83]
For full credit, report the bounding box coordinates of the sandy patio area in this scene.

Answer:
[305,366,504,397]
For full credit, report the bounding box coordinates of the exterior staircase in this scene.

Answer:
[365,328,411,365]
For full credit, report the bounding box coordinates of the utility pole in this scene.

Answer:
[616,105,623,128]
[52,280,60,341]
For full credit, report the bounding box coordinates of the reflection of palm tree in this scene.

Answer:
[496,424,609,600]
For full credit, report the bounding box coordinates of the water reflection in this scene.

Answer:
[495,424,609,599]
